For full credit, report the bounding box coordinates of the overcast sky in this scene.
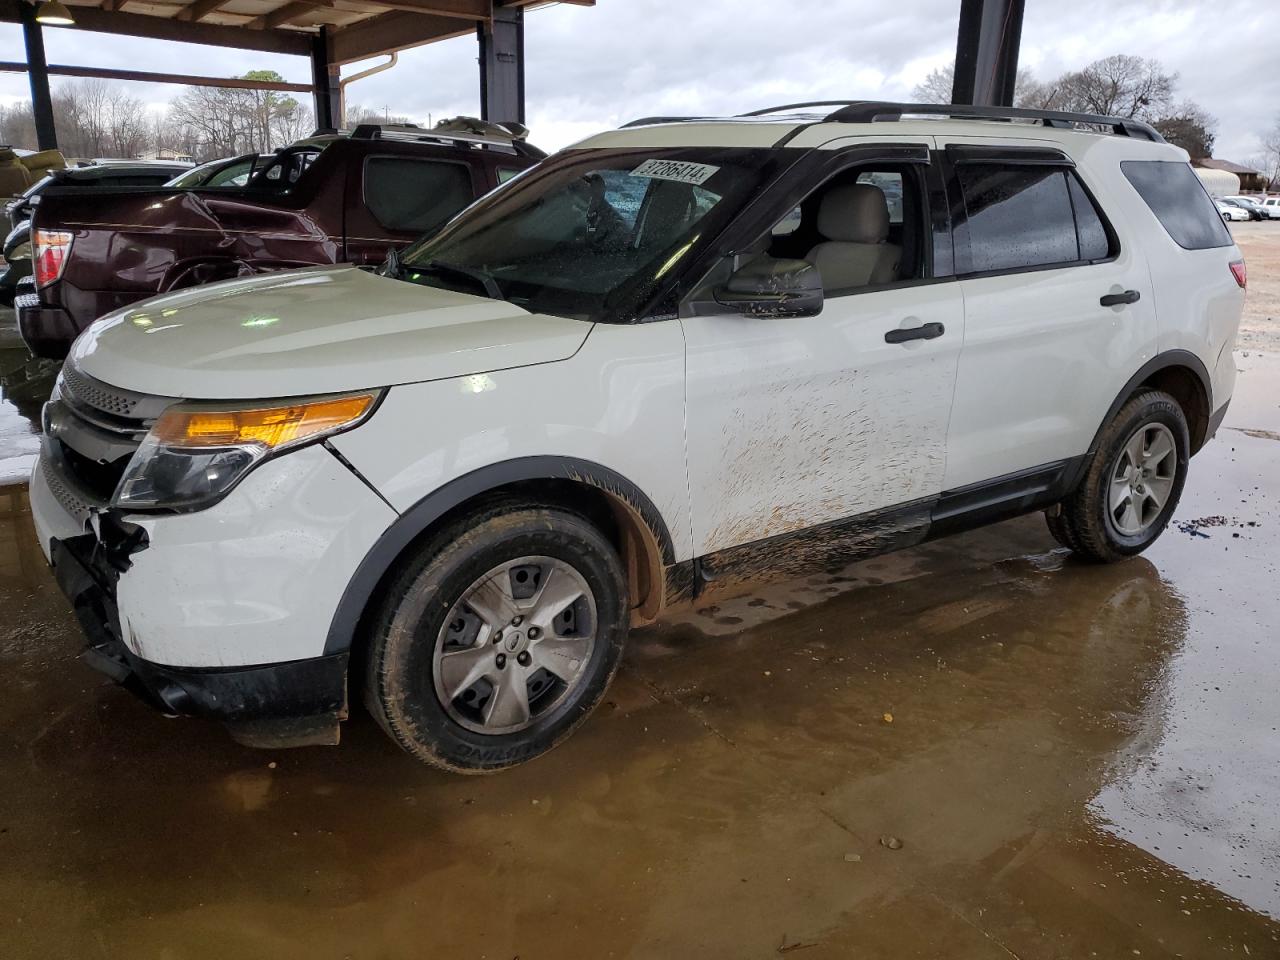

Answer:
[1,0,1276,161]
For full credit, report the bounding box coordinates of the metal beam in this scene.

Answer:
[951,0,1025,107]
[174,0,233,21]
[0,60,312,92]
[478,3,522,125]
[357,0,489,18]
[329,10,470,64]
[18,2,57,151]
[311,27,342,130]
[248,0,333,30]
[0,0,313,56]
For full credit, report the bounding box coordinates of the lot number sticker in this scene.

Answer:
[630,159,720,185]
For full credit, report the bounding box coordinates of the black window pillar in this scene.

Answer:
[951,0,1025,107]
[311,27,342,131]
[477,5,524,125]
[20,2,58,151]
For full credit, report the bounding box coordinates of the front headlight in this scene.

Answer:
[113,391,379,510]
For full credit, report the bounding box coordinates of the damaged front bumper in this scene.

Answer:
[48,525,350,748]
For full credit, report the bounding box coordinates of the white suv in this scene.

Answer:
[31,102,1245,770]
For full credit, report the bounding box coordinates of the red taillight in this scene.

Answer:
[1230,260,1247,289]
[34,229,73,287]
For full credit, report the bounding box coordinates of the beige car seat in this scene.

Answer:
[806,183,901,290]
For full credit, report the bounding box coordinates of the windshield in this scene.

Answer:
[166,156,256,188]
[398,147,787,322]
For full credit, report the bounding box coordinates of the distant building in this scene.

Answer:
[1194,158,1266,193]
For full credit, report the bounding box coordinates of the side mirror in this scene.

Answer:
[714,257,823,318]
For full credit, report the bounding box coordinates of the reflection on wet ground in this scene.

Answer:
[0,307,56,485]
[0,354,1277,958]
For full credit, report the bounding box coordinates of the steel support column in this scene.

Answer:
[311,26,342,131]
[477,5,524,125]
[19,2,58,150]
[951,0,1025,107]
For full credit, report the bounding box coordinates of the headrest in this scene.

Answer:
[816,183,890,244]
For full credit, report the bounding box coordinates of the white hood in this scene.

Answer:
[69,265,592,399]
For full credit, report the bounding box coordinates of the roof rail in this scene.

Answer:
[349,122,546,158]
[744,100,1165,143]
[620,115,707,128]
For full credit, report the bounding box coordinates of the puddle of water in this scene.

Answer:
[1089,351,1280,918]
[0,327,53,484]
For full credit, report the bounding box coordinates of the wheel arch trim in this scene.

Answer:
[323,455,676,656]
[1088,350,1212,457]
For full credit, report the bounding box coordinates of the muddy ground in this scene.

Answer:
[1229,221,1280,351]
[1,230,1279,957]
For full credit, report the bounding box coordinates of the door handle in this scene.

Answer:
[884,321,945,344]
[1100,289,1141,307]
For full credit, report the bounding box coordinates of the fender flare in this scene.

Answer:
[1068,350,1213,491]
[323,455,676,656]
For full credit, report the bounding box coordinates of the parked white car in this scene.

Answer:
[1255,196,1280,220]
[32,102,1245,770]
[1221,196,1268,220]
[1216,199,1251,221]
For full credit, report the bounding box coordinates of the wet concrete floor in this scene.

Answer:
[1,352,1278,958]
[0,307,54,485]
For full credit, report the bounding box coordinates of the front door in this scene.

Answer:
[681,144,963,556]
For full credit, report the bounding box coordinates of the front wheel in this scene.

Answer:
[364,502,629,773]
[1046,389,1189,563]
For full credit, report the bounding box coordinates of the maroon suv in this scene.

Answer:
[17,124,542,358]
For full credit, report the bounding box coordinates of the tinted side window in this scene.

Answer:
[956,164,1077,272]
[206,159,255,187]
[1121,160,1232,250]
[364,158,474,234]
[1067,173,1112,261]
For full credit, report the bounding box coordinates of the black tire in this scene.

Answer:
[1046,389,1189,563]
[364,501,629,773]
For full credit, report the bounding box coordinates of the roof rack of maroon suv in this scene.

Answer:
[347,122,547,159]
[622,100,1166,143]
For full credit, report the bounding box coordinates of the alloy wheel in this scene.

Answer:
[1109,422,1177,536]
[432,556,597,735]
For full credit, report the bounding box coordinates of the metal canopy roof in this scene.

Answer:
[0,0,590,64]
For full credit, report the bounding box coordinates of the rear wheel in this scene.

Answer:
[1046,389,1189,563]
[364,502,629,773]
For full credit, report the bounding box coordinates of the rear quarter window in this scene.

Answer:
[364,157,475,234]
[1121,160,1232,250]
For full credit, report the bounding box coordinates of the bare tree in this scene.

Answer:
[910,64,1054,109]
[1053,55,1175,120]
[1255,117,1280,190]
[346,103,415,126]
[1153,101,1217,160]
[0,101,37,148]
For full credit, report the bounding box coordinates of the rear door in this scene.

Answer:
[344,151,485,265]
[935,139,1158,490]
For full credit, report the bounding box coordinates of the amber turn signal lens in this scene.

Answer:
[152,394,376,450]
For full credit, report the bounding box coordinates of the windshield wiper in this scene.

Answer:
[417,259,504,300]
